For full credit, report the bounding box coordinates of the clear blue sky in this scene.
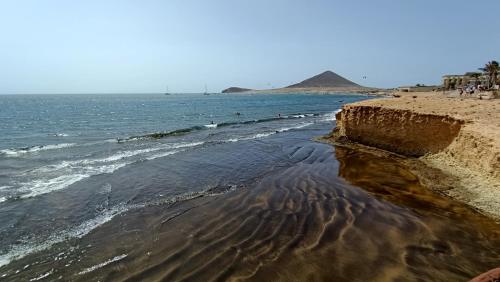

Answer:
[1,0,499,94]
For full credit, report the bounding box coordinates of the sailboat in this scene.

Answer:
[164,85,170,95]
[203,84,210,95]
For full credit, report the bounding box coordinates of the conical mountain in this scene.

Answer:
[286,71,360,88]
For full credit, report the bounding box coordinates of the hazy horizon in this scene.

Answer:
[1,0,499,94]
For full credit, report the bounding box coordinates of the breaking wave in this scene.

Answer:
[0,143,77,157]
[0,185,239,269]
[13,142,204,200]
[119,113,321,142]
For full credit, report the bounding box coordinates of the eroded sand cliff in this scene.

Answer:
[331,92,500,219]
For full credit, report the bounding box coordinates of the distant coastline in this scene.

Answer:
[241,86,388,95]
[221,70,390,96]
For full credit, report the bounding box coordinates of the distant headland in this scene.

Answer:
[221,70,383,94]
[221,87,253,93]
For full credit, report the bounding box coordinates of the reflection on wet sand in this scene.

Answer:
[3,143,500,281]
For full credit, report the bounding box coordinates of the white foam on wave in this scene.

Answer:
[0,139,121,158]
[0,185,11,191]
[0,183,236,269]
[226,122,314,143]
[78,254,127,275]
[0,186,11,203]
[0,203,137,268]
[14,142,205,200]
[321,109,342,122]
[251,132,275,139]
[143,142,203,161]
[20,163,128,199]
[276,122,313,133]
[29,269,53,281]
[0,143,77,157]
[204,124,218,129]
[51,133,69,137]
[145,150,181,161]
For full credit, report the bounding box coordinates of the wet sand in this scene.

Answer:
[3,138,499,281]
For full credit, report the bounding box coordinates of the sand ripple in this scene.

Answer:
[2,143,500,282]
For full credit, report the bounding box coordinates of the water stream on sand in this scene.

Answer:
[1,124,499,281]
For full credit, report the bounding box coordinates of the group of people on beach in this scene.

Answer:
[459,84,487,96]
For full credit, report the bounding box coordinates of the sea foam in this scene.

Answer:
[14,142,204,200]
[78,254,127,275]
[0,143,76,157]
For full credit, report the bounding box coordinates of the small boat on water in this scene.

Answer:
[203,84,210,95]
[164,85,170,95]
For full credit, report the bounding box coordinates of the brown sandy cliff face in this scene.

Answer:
[332,105,464,157]
[331,102,500,219]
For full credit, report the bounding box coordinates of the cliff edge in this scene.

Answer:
[330,92,500,219]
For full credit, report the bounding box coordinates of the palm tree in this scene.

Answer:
[479,60,499,89]
[468,72,481,86]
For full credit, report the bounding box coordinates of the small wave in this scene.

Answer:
[0,185,12,191]
[143,142,203,161]
[226,122,314,142]
[14,142,204,200]
[0,143,76,157]
[50,133,69,137]
[0,203,135,268]
[251,132,274,139]
[321,109,342,122]
[119,113,320,141]
[20,164,127,199]
[145,150,182,161]
[0,184,237,269]
[276,122,314,132]
[29,269,54,281]
[78,254,127,275]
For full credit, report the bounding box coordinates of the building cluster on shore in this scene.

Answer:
[397,61,499,94]
[443,61,500,91]
[443,72,490,90]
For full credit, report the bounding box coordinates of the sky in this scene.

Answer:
[0,0,499,94]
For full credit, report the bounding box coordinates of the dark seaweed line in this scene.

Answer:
[117,113,321,142]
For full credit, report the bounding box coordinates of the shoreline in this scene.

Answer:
[3,138,499,281]
[329,91,500,220]
[222,86,391,96]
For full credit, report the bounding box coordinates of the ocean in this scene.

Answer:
[0,93,499,281]
[0,93,360,266]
